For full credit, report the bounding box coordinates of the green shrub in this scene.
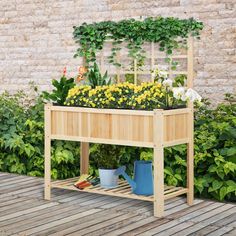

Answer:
[193,96,236,201]
[0,89,235,202]
[0,89,80,179]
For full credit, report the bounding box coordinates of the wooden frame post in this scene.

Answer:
[80,142,89,174]
[187,37,194,205]
[80,57,90,175]
[44,104,51,200]
[153,110,164,217]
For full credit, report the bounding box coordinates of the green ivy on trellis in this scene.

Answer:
[73,17,203,67]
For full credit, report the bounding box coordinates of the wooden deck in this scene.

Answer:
[0,172,235,236]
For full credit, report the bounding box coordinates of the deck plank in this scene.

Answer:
[5,205,101,235]
[0,172,235,236]
[206,226,235,236]
[11,209,102,236]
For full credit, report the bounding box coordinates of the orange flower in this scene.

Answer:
[78,66,87,75]
[77,74,84,82]
[63,67,67,76]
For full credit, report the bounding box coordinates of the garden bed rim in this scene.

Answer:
[46,103,191,116]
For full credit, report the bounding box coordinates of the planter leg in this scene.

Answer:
[80,142,89,175]
[44,135,51,200]
[153,147,164,217]
[44,105,51,200]
[187,142,194,205]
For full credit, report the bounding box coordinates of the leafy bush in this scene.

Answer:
[193,96,236,201]
[0,88,235,202]
[0,89,80,179]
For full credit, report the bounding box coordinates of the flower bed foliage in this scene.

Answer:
[65,78,201,110]
[0,88,235,201]
[65,82,165,110]
[73,17,203,67]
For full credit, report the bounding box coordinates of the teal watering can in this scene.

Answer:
[115,160,153,196]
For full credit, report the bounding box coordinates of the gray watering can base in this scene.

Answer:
[115,161,154,196]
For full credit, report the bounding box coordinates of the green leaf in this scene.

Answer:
[209,180,223,192]
[174,174,183,181]
[164,167,173,176]
[219,187,227,201]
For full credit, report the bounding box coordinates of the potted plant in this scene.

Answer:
[91,144,122,189]
[42,67,75,105]
[86,62,111,88]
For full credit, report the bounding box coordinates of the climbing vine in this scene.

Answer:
[73,17,203,67]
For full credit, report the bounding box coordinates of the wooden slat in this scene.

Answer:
[0,201,58,222]
[51,134,154,148]
[175,202,227,222]
[164,188,188,200]
[46,210,127,236]
[163,138,190,147]
[10,208,102,236]
[50,106,155,116]
[1,204,93,234]
[214,212,236,227]
[151,42,155,82]
[51,177,187,203]
[163,113,189,143]
[134,59,137,84]
[118,70,188,75]
[34,209,120,235]
[66,212,143,236]
[162,108,191,115]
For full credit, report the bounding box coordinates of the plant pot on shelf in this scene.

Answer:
[93,144,122,189]
[99,168,118,189]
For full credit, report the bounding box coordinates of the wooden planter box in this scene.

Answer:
[44,104,194,217]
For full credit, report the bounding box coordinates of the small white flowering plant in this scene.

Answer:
[152,66,202,109]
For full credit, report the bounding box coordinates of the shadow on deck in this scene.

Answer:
[0,172,235,236]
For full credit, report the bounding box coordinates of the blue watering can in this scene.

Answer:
[115,160,153,196]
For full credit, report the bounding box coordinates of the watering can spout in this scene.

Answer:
[115,161,153,196]
[115,166,137,190]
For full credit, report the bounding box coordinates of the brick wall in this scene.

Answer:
[0,0,235,103]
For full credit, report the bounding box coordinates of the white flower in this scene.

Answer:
[158,70,168,79]
[157,65,169,71]
[151,71,155,78]
[162,79,173,88]
[185,88,202,102]
[172,87,185,100]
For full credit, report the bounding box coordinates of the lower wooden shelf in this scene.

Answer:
[52,177,188,202]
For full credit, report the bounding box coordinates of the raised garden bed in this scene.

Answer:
[44,104,194,217]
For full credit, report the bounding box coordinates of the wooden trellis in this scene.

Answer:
[98,40,190,84]
[44,38,194,217]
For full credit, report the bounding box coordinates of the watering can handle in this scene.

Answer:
[115,166,136,190]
